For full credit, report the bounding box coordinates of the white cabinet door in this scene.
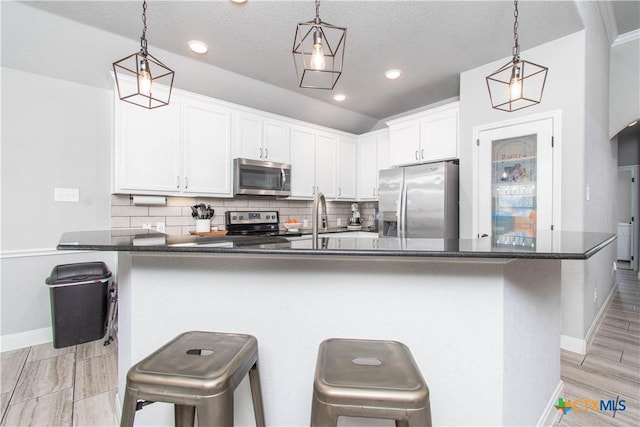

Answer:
[388,121,420,166]
[264,119,289,163]
[182,98,232,196]
[357,130,390,201]
[290,125,316,198]
[420,108,458,162]
[315,131,338,198]
[237,113,264,161]
[114,98,182,193]
[357,134,378,200]
[337,136,357,200]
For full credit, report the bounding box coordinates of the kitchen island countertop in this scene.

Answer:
[57,229,615,260]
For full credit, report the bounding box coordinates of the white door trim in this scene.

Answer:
[618,164,639,271]
[472,110,563,238]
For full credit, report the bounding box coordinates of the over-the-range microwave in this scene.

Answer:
[233,158,291,197]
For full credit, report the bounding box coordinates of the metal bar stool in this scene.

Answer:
[310,338,431,427]
[121,331,266,427]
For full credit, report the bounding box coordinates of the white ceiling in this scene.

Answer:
[21,1,639,126]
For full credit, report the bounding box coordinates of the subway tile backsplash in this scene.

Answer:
[111,195,377,235]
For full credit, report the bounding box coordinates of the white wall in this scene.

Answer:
[610,31,640,137]
[0,68,116,348]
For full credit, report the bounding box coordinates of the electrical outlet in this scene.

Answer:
[156,222,165,232]
[337,218,343,226]
[54,187,79,202]
[142,223,151,229]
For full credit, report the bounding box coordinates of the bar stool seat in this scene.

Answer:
[120,331,265,427]
[311,338,431,427]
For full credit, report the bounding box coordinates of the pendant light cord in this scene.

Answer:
[140,0,148,56]
[512,0,520,61]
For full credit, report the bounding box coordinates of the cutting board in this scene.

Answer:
[189,230,228,236]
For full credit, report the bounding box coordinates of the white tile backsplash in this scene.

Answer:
[111,195,376,235]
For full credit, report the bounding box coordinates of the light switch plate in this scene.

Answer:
[54,187,79,202]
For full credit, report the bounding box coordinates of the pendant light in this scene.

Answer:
[292,0,346,90]
[486,0,548,112]
[112,1,175,109]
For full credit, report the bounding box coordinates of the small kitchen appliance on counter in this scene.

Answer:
[348,203,362,231]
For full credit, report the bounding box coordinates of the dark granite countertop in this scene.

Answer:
[56,229,616,260]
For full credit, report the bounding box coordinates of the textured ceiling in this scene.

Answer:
[20,1,636,124]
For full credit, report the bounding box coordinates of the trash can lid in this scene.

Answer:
[46,261,112,285]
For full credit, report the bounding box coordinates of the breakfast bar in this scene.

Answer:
[58,230,615,426]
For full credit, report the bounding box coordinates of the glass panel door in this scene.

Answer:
[476,117,554,245]
[492,134,537,248]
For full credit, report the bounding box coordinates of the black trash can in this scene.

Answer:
[46,262,112,348]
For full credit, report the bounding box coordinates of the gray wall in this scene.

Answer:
[1,68,116,347]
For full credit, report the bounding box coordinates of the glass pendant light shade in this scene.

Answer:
[112,1,174,109]
[486,0,548,112]
[486,58,548,112]
[292,1,346,90]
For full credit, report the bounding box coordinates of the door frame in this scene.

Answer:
[618,164,639,271]
[472,110,563,238]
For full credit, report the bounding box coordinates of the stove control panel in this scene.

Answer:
[225,211,279,225]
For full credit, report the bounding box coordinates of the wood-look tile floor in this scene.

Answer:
[1,339,118,427]
[555,268,640,426]
[1,270,638,426]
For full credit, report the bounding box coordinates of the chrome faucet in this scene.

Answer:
[312,192,328,249]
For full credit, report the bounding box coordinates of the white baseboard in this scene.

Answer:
[0,327,52,352]
[560,281,618,355]
[537,380,564,426]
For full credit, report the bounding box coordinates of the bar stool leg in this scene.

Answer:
[407,408,432,426]
[174,405,196,427]
[120,388,138,427]
[196,391,234,427]
[248,362,266,427]
[310,397,338,427]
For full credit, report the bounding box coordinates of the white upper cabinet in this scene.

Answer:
[315,131,338,198]
[337,135,357,200]
[181,94,232,195]
[289,125,350,200]
[387,102,459,166]
[357,129,389,201]
[236,111,289,163]
[114,97,182,193]
[114,90,232,197]
[289,125,316,198]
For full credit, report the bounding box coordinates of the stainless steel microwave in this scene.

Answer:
[233,158,291,196]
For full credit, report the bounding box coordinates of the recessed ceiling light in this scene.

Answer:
[230,0,248,3]
[628,120,638,127]
[333,94,346,102]
[188,40,209,54]
[385,69,402,80]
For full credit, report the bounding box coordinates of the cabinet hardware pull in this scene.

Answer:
[184,177,188,189]
[176,176,180,189]
[265,148,269,159]
[415,150,419,160]
[373,188,376,196]
[421,149,425,159]
[338,187,341,196]
[259,147,263,158]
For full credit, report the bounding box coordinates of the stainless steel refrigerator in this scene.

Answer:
[378,161,459,239]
